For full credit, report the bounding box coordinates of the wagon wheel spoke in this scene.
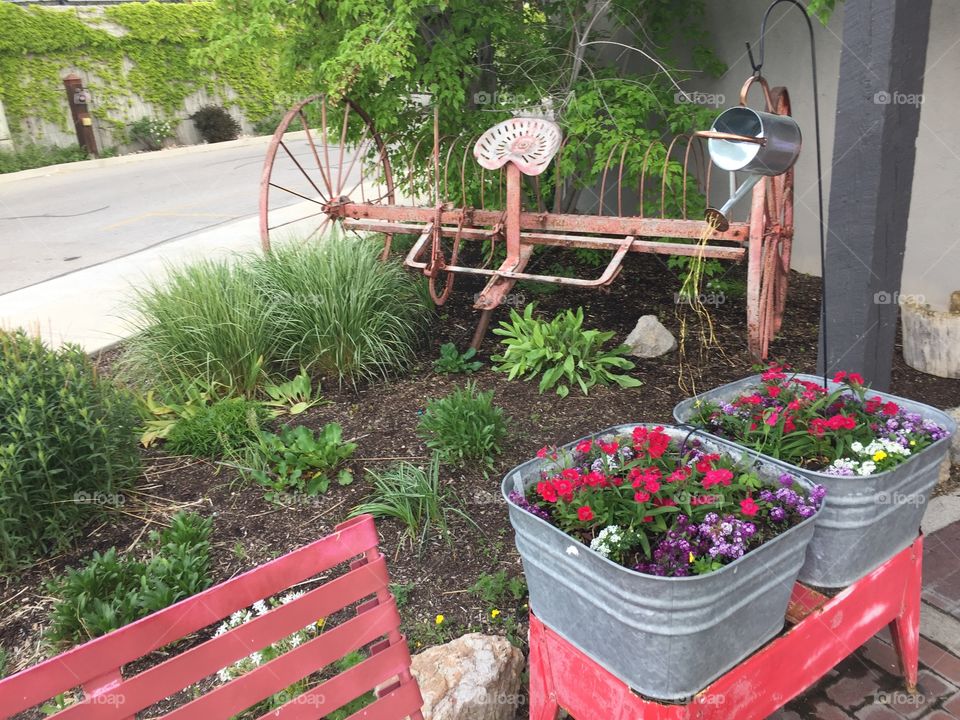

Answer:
[260,96,395,252]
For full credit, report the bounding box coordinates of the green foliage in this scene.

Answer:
[389,581,415,608]
[807,0,840,23]
[433,343,482,375]
[190,105,241,143]
[262,370,322,416]
[492,305,641,397]
[165,396,266,458]
[350,456,469,548]
[123,238,430,395]
[0,330,140,572]
[469,570,527,605]
[248,423,357,501]
[0,143,89,174]
[137,381,218,447]
[417,383,508,469]
[45,512,213,646]
[0,2,293,142]
[128,116,175,150]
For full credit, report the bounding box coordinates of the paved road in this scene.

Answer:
[0,135,340,295]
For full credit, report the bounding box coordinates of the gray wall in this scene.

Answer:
[686,0,959,312]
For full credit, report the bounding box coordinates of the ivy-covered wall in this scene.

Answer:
[0,2,299,147]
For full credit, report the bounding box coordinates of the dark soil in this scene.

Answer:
[2,248,958,716]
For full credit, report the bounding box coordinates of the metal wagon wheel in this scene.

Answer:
[746,85,795,360]
[258,95,395,254]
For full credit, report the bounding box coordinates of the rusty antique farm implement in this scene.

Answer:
[259,74,798,359]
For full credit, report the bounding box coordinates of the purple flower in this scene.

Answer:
[770,507,787,522]
[508,490,550,521]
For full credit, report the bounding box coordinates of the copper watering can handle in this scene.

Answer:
[739,74,776,111]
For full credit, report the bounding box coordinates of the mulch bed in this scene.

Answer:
[2,248,957,715]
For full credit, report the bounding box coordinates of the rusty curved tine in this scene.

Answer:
[553,136,571,213]
[616,141,631,218]
[407,135,428,203]
[297,108,334,200]
[638,140,661,219]
[598,143,620,217]
[443,134,465,202]
[661,135,684,219]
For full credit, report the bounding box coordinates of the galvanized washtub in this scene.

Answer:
[674,373,957,588]
[501,423,822,701]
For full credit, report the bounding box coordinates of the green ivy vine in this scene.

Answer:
[0,2,297,139]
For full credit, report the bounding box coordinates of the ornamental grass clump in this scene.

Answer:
[688,366,950,475]
[509,425,825,577]
[417,382,508,469]
[0,330,140,572]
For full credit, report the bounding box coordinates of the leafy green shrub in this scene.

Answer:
[469,570,527,605]
[123,260,276,394]
[350,456,469,548]
[433,343,482,374]
[0,330,140,571]
[248,423,356,501]
[122,237,431,394]
[137,381,218,447]
[492,304,641,397]
[128,117,175,150]
[417,382,508,469]
[45,512,212,645]
[165,397,266,457]
[252,237,431,386]
[190,105,241,143]
[0,143,89,174]
[262,370,322,416]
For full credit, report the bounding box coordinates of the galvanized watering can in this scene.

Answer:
[697,76,802,230]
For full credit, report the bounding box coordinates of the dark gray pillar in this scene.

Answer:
[819,0,931,390]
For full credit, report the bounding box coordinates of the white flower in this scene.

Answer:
[280,591,304,605]
[590,525,623,558]
[249,651,263,666]
[851,441,864,453]
[858,461,877,476]
[290,633,302,648]
[229,610,245,625]
[252,600,268,616]
[217,668,231,683]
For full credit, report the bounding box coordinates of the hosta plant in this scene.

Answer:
[509,425,825,577]
[688,366,950,475]
[433,343,482,374]
[492,304,641,397]
[249,423,357,501]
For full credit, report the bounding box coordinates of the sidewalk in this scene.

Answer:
[0,199,317,351]
[775,513,960,719]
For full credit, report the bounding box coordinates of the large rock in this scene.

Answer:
[410,633,525,720]
[624,315,677,358]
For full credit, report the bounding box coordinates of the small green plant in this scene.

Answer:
[190,105,241,143]
[128,117,175,150]
[349,456,471,548]
[262,370,322,416]
[417,383,508,469]
[137,382,218,447]
[469,570,527,605]
[492,304,642,397]
[45,512,213,645]
[0,143,89,174]
[248,423,357,501]
[165,397,266,458]
[389,582,415,608]
[0,330,140,571]
[433,343,483,374]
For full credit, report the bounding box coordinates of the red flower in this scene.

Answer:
[767,385,782,398]
[632,426,670,459]
[809,418,827,437]
[825,414,856,431]
[883,401,900,416]
[695,453,720,473]
[598,440,619,455]
[584,471,605,487]
[865,396,882,413]
[553,478,574,501]
[739,394,763,406]
[668,466,691,483]
[740,497,759,516]
[646,479,661,494]
[761,365,787,381]
[561,468,581,482]
[765,411,780,427]
[833,371,846,383]
[576,439,593,454]
[537,481,557,503]
[788,400,801,411]
[848,372,865,385]
[702,468,734,489]
[536,446,549,459]
[577,506,594,522]
[634,490,651,503]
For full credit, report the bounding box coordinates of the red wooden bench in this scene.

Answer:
[0,514,424,720]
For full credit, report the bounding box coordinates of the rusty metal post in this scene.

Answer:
[63,74,98,157]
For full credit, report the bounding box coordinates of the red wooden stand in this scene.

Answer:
[529,535,923,719]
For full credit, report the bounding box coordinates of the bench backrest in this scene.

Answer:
[0,514,423,720]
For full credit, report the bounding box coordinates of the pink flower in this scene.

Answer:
[702,468,733,489]
[576,439,593,454]
[634,490,651,503]
[577,506,594,522]
[536,446,549,459]
[765,411,780,427]
[740,498,759,516]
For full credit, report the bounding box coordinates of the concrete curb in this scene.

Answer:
[0,130,308,185]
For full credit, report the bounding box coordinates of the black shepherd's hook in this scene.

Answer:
[747,0,829,390]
